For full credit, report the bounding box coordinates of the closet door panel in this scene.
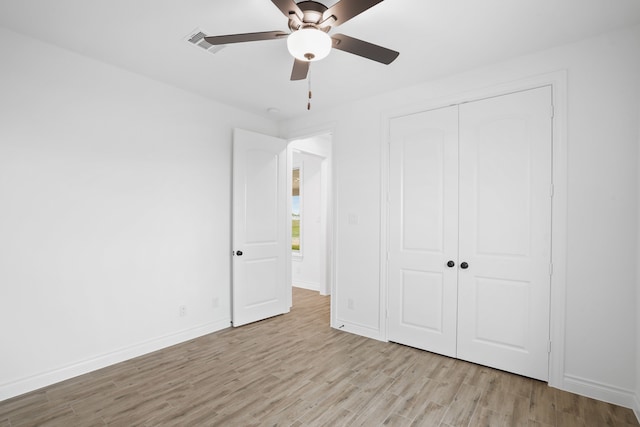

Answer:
[457,87,553,381]
[387,106,459,357]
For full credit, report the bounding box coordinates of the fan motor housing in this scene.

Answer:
[289,1,330,31]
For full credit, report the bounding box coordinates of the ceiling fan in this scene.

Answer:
[204,0,399,81]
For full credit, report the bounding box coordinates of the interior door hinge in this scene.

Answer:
[550,184,554,198]
[550,104,555,118]
[386,251,390,261]
[548,341,552,353]
[549,263,554,276]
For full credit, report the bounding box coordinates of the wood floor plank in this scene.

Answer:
[0,391,48,419]
[556,411,586,427]
[349,391,404,426]
[400,380,443,421]
[468,407,512,427]
[410,400,448,427]
[383,413,414,426]
[530,379,558,425]
[1,287,638,427]
[440,382,482,427]
[556,388,587,420]
[420,377,464,407]
[9,402,76,427]
[509,394,532,427]
[258,397,317,427]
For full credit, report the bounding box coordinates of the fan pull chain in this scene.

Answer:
[307,66,312,110]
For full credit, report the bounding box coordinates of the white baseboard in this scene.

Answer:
[332,319,384,342]
[0,319,230,402]
[634,392,640,423]
[293,281,320,292]
[562,374,638,413]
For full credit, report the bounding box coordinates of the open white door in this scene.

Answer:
[232,128,289,327]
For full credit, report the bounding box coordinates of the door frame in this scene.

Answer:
[380,71,568,388]
[284,125,336,324]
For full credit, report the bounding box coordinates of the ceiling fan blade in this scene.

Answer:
[271,0,304,21]
[322,0,385,27]
[290,59,310,81]
[331,33,399,64]
[204,31,288,45]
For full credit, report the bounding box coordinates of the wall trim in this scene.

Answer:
[562,374,639,413]
[293,281,320,292]
[0,319,230,402]
[334,320,384,342]
[379,70,568,388]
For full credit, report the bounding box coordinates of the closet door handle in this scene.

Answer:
[446,260,455,268]
[460,262,469,269]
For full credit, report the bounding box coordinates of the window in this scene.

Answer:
[292,167,301,252]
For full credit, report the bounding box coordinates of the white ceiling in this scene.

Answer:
[1,0,639,120]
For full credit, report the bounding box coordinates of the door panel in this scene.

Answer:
[244,148,280,244]
[401,131,445,251]
[474,277,530,350]
[457,87,552,380]
[244,257,279,306]
[475,117,531,257]
[400,270,444,332]
[388,106,459,357]
[232,128,289,327]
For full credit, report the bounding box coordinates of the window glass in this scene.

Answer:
[292,167,301,252]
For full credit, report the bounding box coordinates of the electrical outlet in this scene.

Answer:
[212,297,219,309]
[179,305,187,317]
[347,298,355,310]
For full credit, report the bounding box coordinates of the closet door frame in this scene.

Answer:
[380,71,567,388]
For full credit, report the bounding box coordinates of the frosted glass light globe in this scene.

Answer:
[287,28,332,62]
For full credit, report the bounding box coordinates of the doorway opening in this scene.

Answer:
[287,133,333,313]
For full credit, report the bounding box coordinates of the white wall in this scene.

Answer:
[280,24,640,411]
[0,27,277,400]
[290,135,332,159]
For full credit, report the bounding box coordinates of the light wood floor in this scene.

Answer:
[1,288,638,427]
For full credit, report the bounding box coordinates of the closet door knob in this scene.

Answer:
[446,260,455,268]
[460,262,469,269]
[235,250,243,256]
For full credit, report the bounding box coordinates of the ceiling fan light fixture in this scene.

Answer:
[287,28,331,62]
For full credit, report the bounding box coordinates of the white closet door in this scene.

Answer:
[457,87,553,380]
[387,106,459,357]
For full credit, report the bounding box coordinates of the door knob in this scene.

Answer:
[446,260,455,268]
[460,262,468,269]
[235,250,243,256]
